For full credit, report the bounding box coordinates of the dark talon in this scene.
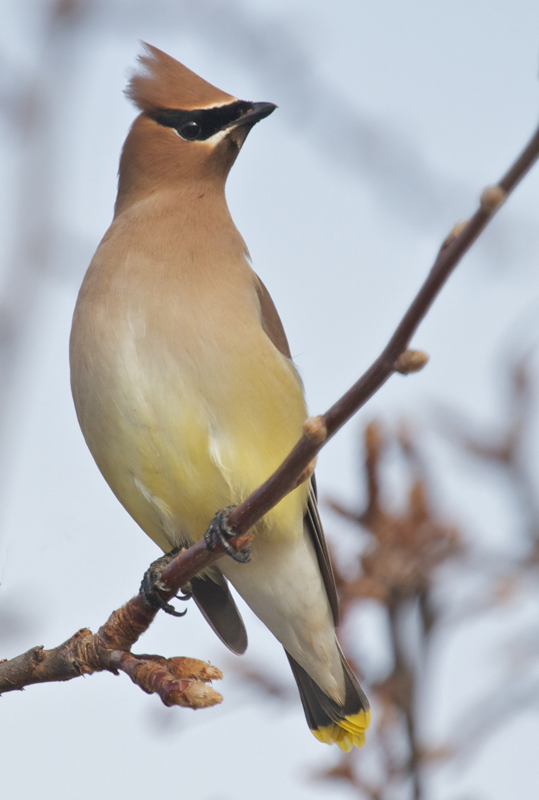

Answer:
[176,583,193,600]
[164,604,188,617]
[204,506,251,563]
[140,549,189,616]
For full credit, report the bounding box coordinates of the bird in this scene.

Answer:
[70,43,369,751]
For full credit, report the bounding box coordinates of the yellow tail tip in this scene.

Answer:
[311,709,371,751]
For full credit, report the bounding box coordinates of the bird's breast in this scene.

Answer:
[70,240,308,551]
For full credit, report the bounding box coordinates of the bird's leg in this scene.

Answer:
[204,506,251,563]
[140,548,189,617]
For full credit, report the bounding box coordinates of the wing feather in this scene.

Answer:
[255,273,339,627]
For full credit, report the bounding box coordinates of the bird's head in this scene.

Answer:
[115,44,276,214]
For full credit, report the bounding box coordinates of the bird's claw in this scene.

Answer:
[140,549,189,616]
[204,506,251,563]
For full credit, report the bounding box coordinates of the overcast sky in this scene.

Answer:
[1,2,539,799]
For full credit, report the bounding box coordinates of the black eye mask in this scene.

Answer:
[150,101,253,141]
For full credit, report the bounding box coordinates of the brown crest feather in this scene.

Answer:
[125,43,236,113]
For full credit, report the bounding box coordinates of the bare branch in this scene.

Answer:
[0,595,222,709]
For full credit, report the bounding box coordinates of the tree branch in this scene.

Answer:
[2,121,539,701]
[0,596,223,706]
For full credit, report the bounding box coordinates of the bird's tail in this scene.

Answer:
[286,648,370,752]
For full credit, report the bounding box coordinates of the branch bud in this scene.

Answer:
[394,349,429,375]
[294,458,317,489]
[167,657,223,682]
[169,681,223,708]
[442,221,468,250]
[480,185,506,212]
[303,416,328,444]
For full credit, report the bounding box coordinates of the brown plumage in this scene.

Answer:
[125,43,235,113]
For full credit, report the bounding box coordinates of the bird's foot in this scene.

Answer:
[204,506,251,563]
[140,549,190,617]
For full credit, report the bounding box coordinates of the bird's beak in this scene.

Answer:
[229,102,277,131]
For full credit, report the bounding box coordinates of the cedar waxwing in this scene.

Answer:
[70,44,369,751]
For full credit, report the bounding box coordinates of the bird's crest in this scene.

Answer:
[125,43,236,113]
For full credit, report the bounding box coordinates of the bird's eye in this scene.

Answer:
[179,120,201,140]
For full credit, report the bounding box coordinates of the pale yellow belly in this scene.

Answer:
[73,321,308,553]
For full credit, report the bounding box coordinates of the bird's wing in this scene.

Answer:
[255,275,292,358]
[305,477,339,626]
[190,571,248,654]
[255,275,339,627]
